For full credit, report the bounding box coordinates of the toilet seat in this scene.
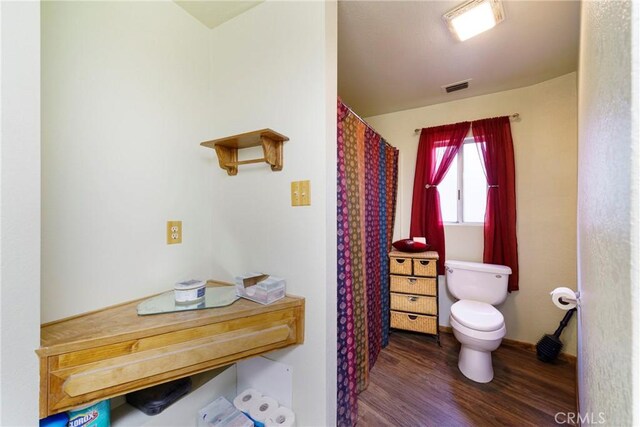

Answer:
[450,316,506,341]
[451,300,504,331]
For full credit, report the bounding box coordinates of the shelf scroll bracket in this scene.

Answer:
[214,145,238,176]
[261,135,283,172]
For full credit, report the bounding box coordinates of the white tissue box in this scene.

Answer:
[198,397,253,427]
[234,273,286,305]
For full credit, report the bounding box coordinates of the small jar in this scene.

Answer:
[174,280,206,305]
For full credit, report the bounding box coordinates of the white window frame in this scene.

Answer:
[444,136,486,225]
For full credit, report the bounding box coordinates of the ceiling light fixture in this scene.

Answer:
[443,0,505,42]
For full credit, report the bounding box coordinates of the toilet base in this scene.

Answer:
[458,345,494,383]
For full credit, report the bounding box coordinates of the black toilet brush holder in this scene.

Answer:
[536,308,576,363]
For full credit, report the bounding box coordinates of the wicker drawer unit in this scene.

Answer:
[390,311,437,334]
[390,275,436,295]
[388,250,440,344]
[389,256,413,275]
[390,293,437,315]
[413,258,437,277]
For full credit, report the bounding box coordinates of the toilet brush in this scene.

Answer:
[536,308,576,363]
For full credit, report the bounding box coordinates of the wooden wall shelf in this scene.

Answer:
[37,282,304,418]
[201,129,289,176]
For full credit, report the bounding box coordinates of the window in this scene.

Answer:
[439,137,487,223]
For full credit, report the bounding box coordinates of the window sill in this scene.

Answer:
[444,222,484,227]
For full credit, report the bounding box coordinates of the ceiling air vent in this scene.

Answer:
[443,79,472,94]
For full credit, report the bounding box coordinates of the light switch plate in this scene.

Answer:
[291,181,300,206]
[291,180,311,206]
[167,221,182,244]
[299,180,311,206]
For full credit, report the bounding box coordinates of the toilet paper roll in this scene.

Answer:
[550,287,578,310]
[265,406,296,427]
[233,389,262,413]
[249,396,279,423]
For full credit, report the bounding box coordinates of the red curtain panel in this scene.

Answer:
[410,122,471,274]
[472,117,519,291]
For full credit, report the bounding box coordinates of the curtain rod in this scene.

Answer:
[413,113,520,134]
[340,101,395,149]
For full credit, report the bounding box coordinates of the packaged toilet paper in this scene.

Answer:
[265,406,296,427]
[198,396,253,427]
[233,388,263,413]
[248,396,279,425]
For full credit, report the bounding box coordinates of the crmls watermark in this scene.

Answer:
[555,412,606,425]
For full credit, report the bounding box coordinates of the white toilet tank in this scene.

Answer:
[445,260,512,305]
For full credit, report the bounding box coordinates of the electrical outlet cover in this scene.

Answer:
[167,221,182,244]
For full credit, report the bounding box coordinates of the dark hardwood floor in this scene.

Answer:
[358,331,576,427]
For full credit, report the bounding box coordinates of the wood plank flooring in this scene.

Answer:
[358,331,576,427]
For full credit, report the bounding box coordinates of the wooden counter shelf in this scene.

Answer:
[37,282,305,418]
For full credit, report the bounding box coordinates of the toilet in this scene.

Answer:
[445,260,512,383]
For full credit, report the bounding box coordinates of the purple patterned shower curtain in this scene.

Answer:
[336,100,399,427]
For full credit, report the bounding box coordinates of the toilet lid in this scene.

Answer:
[451,300,504,332]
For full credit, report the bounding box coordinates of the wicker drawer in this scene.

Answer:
[413,258,437,277]
[390,275,436,296]
[390,293,437,315]
[390,311,437,334]
[390,256,412,275]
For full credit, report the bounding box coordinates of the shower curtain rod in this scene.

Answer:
[341,101,395,149]
[413,113,520,134]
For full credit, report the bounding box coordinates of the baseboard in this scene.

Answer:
[438,325,453,334]
[438,325,577,363]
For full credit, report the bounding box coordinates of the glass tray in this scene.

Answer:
[137,286,240,316]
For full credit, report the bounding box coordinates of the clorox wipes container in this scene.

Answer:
[67,400,110,427]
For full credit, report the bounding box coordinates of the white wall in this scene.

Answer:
[41,1,215,321]
[367,73,579,355]
[324,2,338,424]
[41,2,337,425]
[206,2,336,425]
[577,0,639,424]
[0,1,41,425]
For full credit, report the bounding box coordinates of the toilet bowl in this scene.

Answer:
[445,260,512,383]
[450,300,506,383]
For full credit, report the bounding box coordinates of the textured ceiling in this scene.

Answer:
[338,1,580,117]
[174,1,263,29]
